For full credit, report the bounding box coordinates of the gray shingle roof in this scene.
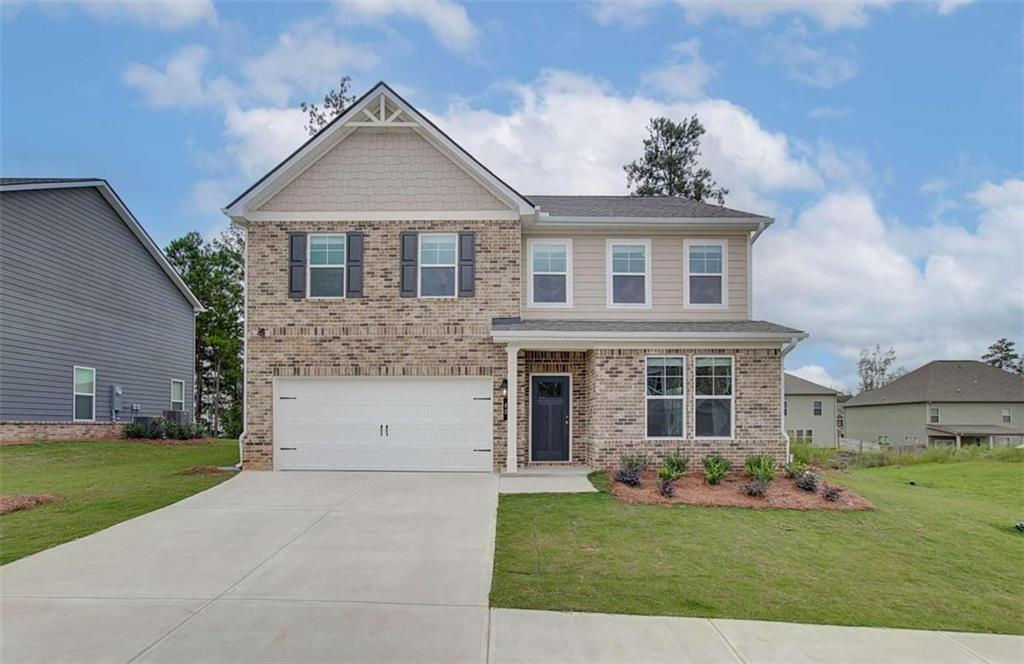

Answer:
[845,360,1024,407]
[0,178,99,187]
[529,195,766,219]
[785,373,839,395]
[491,318,802,335]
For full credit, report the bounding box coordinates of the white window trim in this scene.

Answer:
[73,365,96,422]
[418,232,459,299]
[929,406,940,424]
[694,354,735,440]
[1001,407,1012,423]
[527,372,573,463]
[171,379,185,411]
[527,237,573,308]
[606,238,652,309]
[813,400,822,416]
[683,238,729,309]
[307,233,346,300]
[645,355,686,440]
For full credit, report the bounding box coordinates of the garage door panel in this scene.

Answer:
[273,377,493,472]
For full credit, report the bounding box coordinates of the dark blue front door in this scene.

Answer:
[531,375,570,461]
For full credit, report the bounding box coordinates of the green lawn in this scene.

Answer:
[0,438,238,565]
[491,460,1024,634]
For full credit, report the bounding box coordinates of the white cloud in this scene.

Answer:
[222,105,308,178]
[336,0,479,53]
[432,70,821,210]
[123,45,238,108]
[71,0,215,29]
[764,36,858,88]
[789,365,845,391]
[808,107,850,120]
[936,0,975,15]
[675,1,893,30]
[588,0,659,28]
[642,39,714,99]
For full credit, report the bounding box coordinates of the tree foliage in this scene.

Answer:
[624,115,728,204]
[982,338,1022,374]
[857,345,906,392]
[165,228,245,436]
[300,76,355,137]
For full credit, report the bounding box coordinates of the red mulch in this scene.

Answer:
[0,494,61,516]
[183,465,225,475]
[610,470,873,511]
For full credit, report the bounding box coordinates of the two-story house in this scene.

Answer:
[224,82,806,472]
[0,178,203,443]
[784,373,840,447]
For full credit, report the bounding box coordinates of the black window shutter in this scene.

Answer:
[399,232,418,297]
[287,233,306,299]
[458,232,476,298]
[346,231,364,298]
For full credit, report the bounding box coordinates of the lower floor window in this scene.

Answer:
[646,357,684,437]
[171,380,185,411]
[695,356,733,438]
[74,366,95,421]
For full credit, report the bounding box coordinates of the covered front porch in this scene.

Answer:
[926,424,1024,449]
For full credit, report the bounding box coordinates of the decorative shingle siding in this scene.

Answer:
[257,128,511,213]
[243,219,520,470]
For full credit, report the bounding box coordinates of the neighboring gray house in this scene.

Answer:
[0,178,203,443]
[784,373,839,447]
[844,360,1024,448]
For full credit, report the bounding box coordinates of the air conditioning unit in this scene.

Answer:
[163,410,191,424]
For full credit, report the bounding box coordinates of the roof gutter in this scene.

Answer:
[491,330,808,343]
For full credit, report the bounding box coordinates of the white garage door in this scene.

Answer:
[273,377,493,472]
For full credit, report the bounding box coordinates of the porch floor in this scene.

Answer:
[499,466,596,494]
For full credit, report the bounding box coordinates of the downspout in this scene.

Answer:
[780,334,804,462]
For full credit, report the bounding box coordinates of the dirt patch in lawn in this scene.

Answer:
[182,464,226,475]
[0,494,61,515]
[610,471,873,511]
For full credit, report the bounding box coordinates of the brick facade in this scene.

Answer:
[243,218,519,470]
[0,421,126,444]
[517,351,589,466]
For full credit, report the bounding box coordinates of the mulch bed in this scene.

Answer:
[0,494,61,516]
[610,470,873,511]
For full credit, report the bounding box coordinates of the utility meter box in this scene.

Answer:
[111,384,123,420]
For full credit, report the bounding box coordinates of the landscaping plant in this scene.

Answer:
[658,471,677,498]
[783,460,809,478]
[822,483,843,502]
[125,418,205,441]
[615,452,652,486]
[744,454,776,482]
[743,478,769,497]
[794,471,820,492]
[703,455,731,485]
[661,448,690,479]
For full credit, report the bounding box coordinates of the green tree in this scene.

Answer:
[624,115,728,204]
[301,76,355,137]
[165,228,245,436]
[982,338,1020,373]
[856,345,906,393]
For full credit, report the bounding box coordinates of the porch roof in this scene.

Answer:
[491,318,806,346]
[926,424,1024,437]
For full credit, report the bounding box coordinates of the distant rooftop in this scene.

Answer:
[528,195,766,219]
[0,178,100,187]
[845,360,1024,407]
[785,373,839,396]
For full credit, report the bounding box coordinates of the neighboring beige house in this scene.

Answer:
[844,360,1024,449]
[223,82,807,473]
[784,373,839,447]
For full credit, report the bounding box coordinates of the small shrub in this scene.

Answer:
[123,421,150,439]
[743,479,769,497]
[790,440,841,467]
[1015,522,1024,534]
[794,471,819,492]
[703,455,731,485]
[619,452,652,475]
[744,454,776,482]
[822,483,843,502]
[783,461,809,478]
[614,469,641,486]
[659,476,676,498]
[661,448,690,479]
[123,418,204,441]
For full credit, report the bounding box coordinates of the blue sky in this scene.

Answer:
[2,0,1021,388]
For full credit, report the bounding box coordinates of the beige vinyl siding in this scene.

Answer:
[521,231,749,320]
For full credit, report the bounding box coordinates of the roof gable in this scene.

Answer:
[225,82,534,221]
[784,373,839,395]
[846,360,1024,407]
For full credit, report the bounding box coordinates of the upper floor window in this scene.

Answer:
[419,233,458,298]
[74,366,95,422]
[528,239,572,306]
[171,380,185,411]
[695,356,733,438]
[308,234,345,298]
[929,406,940,424]
[685,240,726,307]
[1002,408,1012,423]
[646,357,685,438]
[607,240,650,307]
[784,400,788,416]
[813,400,823,416]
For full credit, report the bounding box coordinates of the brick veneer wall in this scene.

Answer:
[244,219,520,470]
[517,351,589,466]
[587,347,786,469]
[0,421,126,444]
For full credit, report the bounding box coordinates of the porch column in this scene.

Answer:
[955,433,962,450]
[506,344,519,473]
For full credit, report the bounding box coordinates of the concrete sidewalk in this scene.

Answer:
[489,608,1023,663]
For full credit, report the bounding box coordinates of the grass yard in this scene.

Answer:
[0,438,238,565]
[491,460,1024,634]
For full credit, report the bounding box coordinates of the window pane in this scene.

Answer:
[690,245,722,274]
[612,245,645,273]
[664,358,684,376]
[75,395,93,420]
[690,275,722,304]
[646,375,664,396]
[533,245,566,273]
[172,381,184,402]
[695,399,731,437]
[713,376,732,396]
[421,236,456,265]
[310,267,344,297]
[647,399,683,437]
[538,380,563,398]
[533,274,567,303]
[421,266,456,296]
[75,367,94,394]
[695,357,714,376]
[612,275,645,303]
[310,235,344,266]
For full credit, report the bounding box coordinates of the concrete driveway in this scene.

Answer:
[0,471,498,663]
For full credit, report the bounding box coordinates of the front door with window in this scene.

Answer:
[531,375,570,461]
